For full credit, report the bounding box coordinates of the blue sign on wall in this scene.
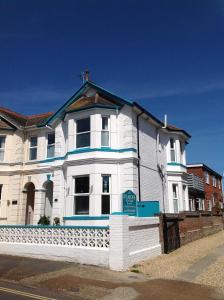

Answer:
[123,190,137,216]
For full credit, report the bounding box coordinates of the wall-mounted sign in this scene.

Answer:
[123,190,137,216]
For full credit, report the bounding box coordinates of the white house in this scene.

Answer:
[0,80,191,226]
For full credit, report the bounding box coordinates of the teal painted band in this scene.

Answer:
[38,147,137,164]
[0,225,109,229]
[111,212,127,215]
[65,104,121,115]
[167,162,186,168]
[63,216,109,220]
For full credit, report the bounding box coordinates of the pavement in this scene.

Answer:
[0,232,224,299]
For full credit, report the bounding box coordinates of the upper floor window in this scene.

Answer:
[101,116,109,147]
[29,136,37,160]
[76,118,90,148]
[170,138,176,162]
[102,175,110,214]
[47,133,55,158]
[213,176,217,187]
[205,171,209,184]
[0,136,6,161]
[218,180,221,189]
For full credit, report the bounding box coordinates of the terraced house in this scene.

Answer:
[0,81,191,226]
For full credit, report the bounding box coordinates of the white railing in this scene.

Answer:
[0,225,110,248]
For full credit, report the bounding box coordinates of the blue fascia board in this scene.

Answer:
[167,162,187,168]
[65,104,121,115]
[63,216,109,220]
[0,224,109,229]
[111,212,127,215]
[38,147,137,164]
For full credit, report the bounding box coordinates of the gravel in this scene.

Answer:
[137,231,224,280]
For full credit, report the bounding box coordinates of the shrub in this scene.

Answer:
[53,217,60,226]
[38,215,50,225]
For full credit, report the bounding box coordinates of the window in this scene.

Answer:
[0,185,2,203]
[213,176,217,187]
[180,141,184,163]
[218,180,221,189]
[172,184,178,213]
[76,118,90,148]
[29,136,37,160]
[170,138,176,162]
[101,175,110,214]
[0,136,5,161]
[205,171,209,184]
[74,176,89,215]
[208,200,212,211]
[47,133,55,158]
[212,194,215,206]
[101,116,109,147]
[183,185,186,211]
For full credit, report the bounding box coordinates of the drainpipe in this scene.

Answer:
[136,111,144,202]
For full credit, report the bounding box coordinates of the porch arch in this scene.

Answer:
[24,182,35,225]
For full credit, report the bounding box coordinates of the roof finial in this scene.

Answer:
[81,69,90,83]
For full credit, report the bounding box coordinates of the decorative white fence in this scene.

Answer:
[0,225,110,248]
[0,216,161,271]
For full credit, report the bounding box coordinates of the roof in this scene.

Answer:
[0,81,190,138]
[0,107,53,128]
[187,164,222,178]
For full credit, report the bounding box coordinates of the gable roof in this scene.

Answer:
[187,163,222,178]
[0,81,191,138]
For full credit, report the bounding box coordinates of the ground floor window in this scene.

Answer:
[101,175,110,214]
[172,184,179,213]
[74,176,89,215]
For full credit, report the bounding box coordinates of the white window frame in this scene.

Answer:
[0,136,6,162]
[172,184,179,213]
[29,136,38,161]
[76,117,91,149]
[0,184,2,205]
[101,116,110,147]
[73,175,90,215]
[101,175,111,215]
[46,132,55,158]
[208,200,212,211]
[170,138,176,162]
[205,171,209,184]
[213,176,217,187]
[182,185,186,211]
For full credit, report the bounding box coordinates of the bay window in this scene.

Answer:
[76,118,90,148]
[74,176,89,215]
[101,116,109,147]
[29,136,37,160]
[0,136,5,161]
[47,133,55,158]
[101,175,110,214]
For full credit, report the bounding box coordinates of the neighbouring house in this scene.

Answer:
[187,164,223,211]
[0,80,191,226]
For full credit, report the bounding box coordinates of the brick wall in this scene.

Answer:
[179,212,223,245]
[160,212,224,252]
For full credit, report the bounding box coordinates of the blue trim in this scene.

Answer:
[40,81,132,127]
[0,225,109,229]
[65,104,121,114]
[167,162,186,168]
[63,216,109,221]
[111,212,127,215]
[38,147,137,164]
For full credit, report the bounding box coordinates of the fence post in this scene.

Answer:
[109,214,129,271]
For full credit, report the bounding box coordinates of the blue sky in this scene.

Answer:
[0,0,224,173]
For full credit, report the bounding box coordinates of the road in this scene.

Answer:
[0,281,70,300]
